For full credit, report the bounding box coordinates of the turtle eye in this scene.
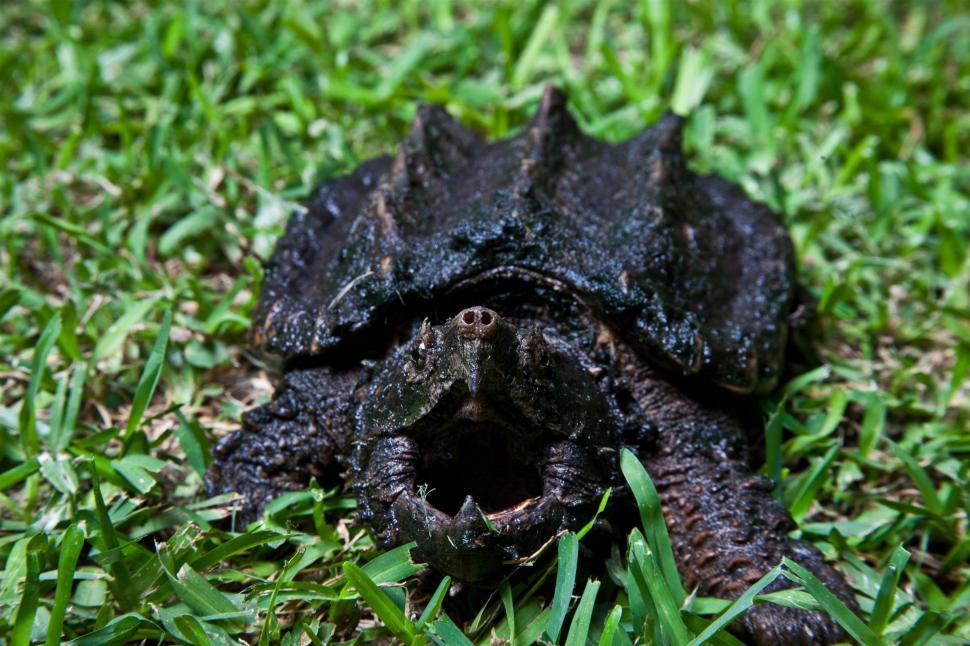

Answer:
[410,340,429,366]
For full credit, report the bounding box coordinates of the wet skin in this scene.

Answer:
[209,304,857,644]
[207,88,858,644]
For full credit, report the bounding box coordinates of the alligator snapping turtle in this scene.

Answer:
[207,88,857,644]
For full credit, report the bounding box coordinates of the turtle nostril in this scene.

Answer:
[456,307,500,339]
[474,307,499,338]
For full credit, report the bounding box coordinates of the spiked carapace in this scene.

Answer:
[208,88,856,645]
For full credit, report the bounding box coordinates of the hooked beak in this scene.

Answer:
[453,306,503,397]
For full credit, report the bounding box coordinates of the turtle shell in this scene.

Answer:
[252,87,796,393]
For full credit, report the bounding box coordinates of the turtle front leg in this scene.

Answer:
[620,364,858,645]
[205,367,357,522]
[643,451,856,645]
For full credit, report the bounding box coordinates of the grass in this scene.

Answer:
[1,0,968,643]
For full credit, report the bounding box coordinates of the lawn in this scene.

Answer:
[1,0,968,643]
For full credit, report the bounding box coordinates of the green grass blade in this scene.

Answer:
[756,588,820,611]
[670,46,713,115]
[899,611,945,646]
[869,545,910,635]
[629,540,691,644]
[941,341,969,413]
[47,523,85,646]
[858,395,886,458]
[0,287,20,321]
[343,561,418,642]
[888,440,943,516]
[189,530,289,571]
[92,298,156,361]
[782,558,879,646]
[416,575,451,630]
[512,607,553,645]
[20,313,61,456]
[124,309,171,440]
[50,362,86,452]
[683,615,746,646]
[686,565,784,646]
[256,572,283,643]
[65,614,156,646]
[564,578,600,646]
[174,409,211,476]
[765,367,833,496]
[38,452,80,495]
[625,534,648,633]
[63,362,86,444]
[510,4,559,89]
[167,563,240,616]
[433,614,475,646]
[763,399,786,499]
[31,213,113,256]
[738,61,771,147]
[90,470,136,609]
[56,301,82,361]
[0,459,40,490]
[11,536,44,646]
[641,0,672,90]
[501,580,516,646]
[620,449,685,603]
[546,531,578,643]
[111,457,156,494]
[360,541,423,584]
[47,373,68,451]
[786,443,839,520]
[577,488,611,540]
[258,549,303,646]
[1,537,30,602]
[378,33,438,98]
[172,614,213,646]
[201,274,247,334]
[596,604,626,646]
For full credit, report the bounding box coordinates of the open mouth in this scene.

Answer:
[353,304,619,581]
[415,419,545,517]
[409,396,548,520]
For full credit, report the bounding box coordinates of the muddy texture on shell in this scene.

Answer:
[252,87,795,393]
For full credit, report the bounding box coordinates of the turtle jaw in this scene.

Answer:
[391,306,587,525]
[410,400,546,519]
[382,421,576,582]
[356,395,577,582]
[354,306,619,581]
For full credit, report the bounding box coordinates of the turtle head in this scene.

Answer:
[353,306,620,581]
